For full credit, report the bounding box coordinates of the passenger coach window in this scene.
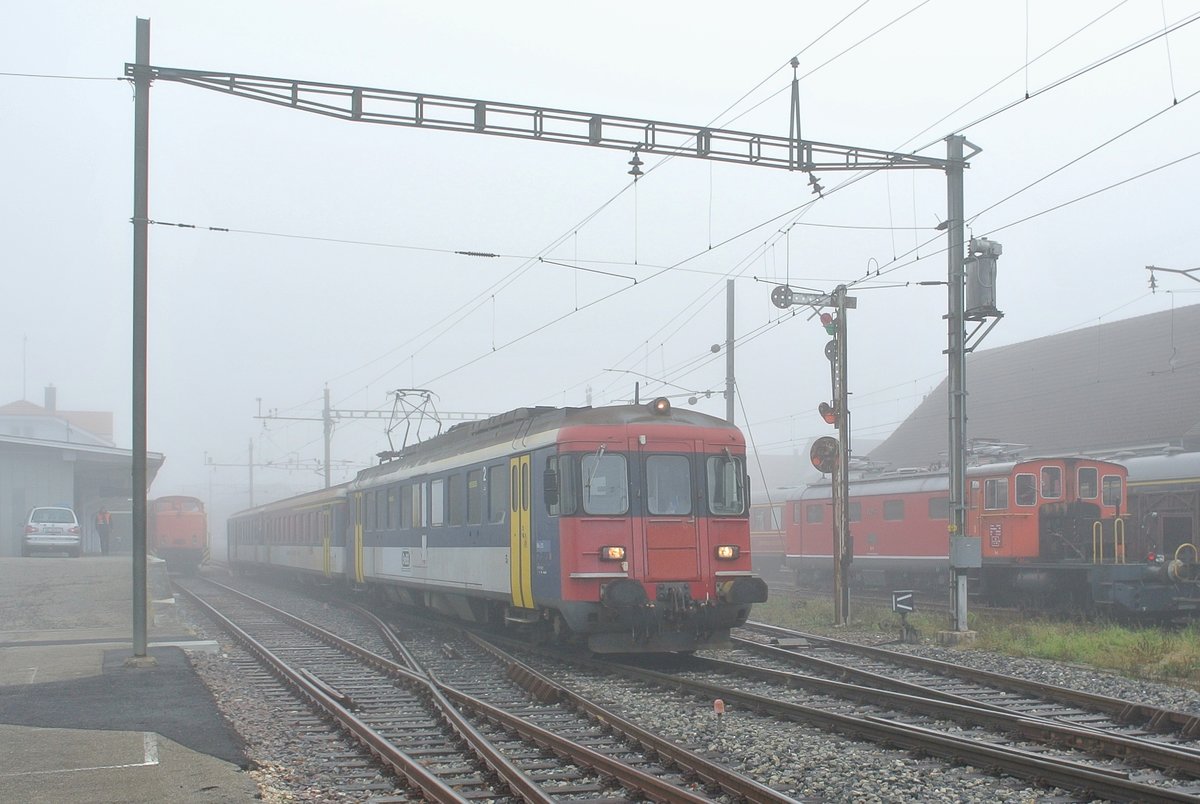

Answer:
[366,492,376,531]
[415,483,428,527]
[1102,475,1123,506]
[883,500,905,521]
[806,504,824,524]
[377,490,388,530]
[985,478,1008,510]
[431,479,445,526]
[448,475,464,526]
[647,455,691,515]
[705,455,744,515]
[399,485,412,530]
[928,497,949,519]
[487,465,507,523]
[582,453,629,515]
[1041,466,1062,499]
[466,469,483,525]
[1078,468,1098,499]
[1015,473,1036,506]
[849,502,861,523]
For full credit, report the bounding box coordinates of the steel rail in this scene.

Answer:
[589,654,1199,803]
[469,633,797,803]
[192,580,554,803]
[346,600,792,802]
[703,645,1200,776]
[494,643,1195,804]
[746,621,1200,737]
[198,580,747,802]
[175,584,469,803]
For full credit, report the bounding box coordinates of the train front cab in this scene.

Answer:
[551,411,766,652]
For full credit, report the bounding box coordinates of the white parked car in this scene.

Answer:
[22,506,82,557]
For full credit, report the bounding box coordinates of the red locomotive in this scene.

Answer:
[784,456,1198,616]
[149,495,208,574]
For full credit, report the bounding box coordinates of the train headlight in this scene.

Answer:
[715,545,740,560]
[649,397,671,415]
[600,546,626,561]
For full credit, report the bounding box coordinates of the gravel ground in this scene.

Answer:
[178,580,1200,803]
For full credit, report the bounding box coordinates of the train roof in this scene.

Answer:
[793,455,1126,501]
[799,472,949,500]
[357,402,740,483]
[228,482,350,520]
[1123,450,1200,484]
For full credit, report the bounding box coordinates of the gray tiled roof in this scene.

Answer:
[868,303,1200,468]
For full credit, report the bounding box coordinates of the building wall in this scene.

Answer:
[1,445,76,556]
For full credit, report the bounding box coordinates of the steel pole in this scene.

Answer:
[131,17,151,660]
[323,386,332,488]
[946,135,969,632]
[835,285,850,625]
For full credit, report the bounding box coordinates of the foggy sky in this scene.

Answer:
[4,1,1199,532]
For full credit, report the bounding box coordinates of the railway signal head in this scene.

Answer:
[820,312,837,336]
[818,402,839,426]
[810,436,839,474]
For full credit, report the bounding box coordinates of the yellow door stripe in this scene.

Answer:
[354,493,365,584]
[509,455,535,608]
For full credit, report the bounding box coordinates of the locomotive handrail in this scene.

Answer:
[1092,519,1127,565]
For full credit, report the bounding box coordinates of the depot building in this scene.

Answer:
[0,386,163,556]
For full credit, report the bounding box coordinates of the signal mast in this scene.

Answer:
[772,284,855,625]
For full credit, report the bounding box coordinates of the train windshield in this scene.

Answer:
[581,452,629,515]
[706,454,745,515]
[646,455,691,515]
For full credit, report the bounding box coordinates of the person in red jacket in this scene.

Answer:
[95,508,112,555]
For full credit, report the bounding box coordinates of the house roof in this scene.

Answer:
[868,303,1200,468]
[0,399,115,444]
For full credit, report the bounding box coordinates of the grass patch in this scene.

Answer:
[976,620,1200,685]
[750,597,1200,688]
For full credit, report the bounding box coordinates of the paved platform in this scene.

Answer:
[0,556,259,802]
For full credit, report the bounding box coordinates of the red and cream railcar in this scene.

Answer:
[230,400,767,653]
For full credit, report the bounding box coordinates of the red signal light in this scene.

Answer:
[810,436,839,474]
[818,402,838,426]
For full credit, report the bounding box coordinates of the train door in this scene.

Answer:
[322,507,332,578]
[509,455,534,608]
[352,492,365,584]
[641,442,702,582]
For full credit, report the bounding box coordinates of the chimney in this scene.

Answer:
[44,384,56,413]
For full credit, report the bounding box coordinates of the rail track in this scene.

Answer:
[176,576,793,802]
[491,631,1200,802]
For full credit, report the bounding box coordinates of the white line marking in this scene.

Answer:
[0,732,161,777]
